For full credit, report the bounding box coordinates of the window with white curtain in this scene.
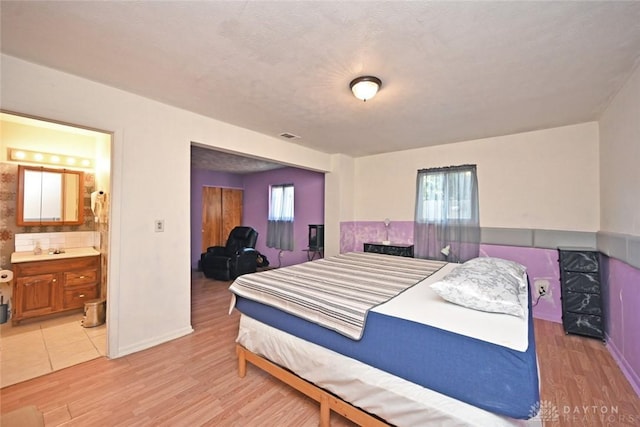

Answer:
[267,184,295,251]
[414,165,480,262]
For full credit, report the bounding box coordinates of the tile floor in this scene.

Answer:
[0,312,106,388]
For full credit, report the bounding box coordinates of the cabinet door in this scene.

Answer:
[15,273,58,318]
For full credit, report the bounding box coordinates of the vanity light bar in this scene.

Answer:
[9,148,92,169]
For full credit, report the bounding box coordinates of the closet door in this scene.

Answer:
[221,188,243,242]
[201,187,243,252]
[202,187,223,251]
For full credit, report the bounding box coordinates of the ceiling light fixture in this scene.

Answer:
[350,76,382,102]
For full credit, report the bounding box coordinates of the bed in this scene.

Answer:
[229,252,541,426]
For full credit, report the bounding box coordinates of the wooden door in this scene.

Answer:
[221,188,243,242]
[202,187,223,251]
[201,187,243,252]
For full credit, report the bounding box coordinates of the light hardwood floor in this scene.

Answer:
[1,272,638,426]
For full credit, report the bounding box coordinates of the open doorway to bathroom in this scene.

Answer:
[0,111,112,387]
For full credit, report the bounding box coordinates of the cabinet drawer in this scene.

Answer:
[563,291,602,315]
[64,269,98,286]
[563,271,600,293]
[560,251,599,272]
[562,312,603,339]
[63,285,99,309]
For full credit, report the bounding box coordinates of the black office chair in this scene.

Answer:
[200,226,259,281]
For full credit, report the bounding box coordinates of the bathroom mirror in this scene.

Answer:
[17,165,84,226]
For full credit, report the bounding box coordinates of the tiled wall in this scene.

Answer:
[14,231,99,253]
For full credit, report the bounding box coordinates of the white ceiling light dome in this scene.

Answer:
[350,76,382,102]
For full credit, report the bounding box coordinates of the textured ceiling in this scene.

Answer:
[2,1,640,167]
[191,145,284,174]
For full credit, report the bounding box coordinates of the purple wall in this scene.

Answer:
[480,245,562,322]
[191,167,324,269]
[190,169,244,269]
[340,220,415,253]
[603,257,640,396]
[243,167,325,268]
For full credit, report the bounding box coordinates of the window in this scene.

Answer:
[267,184,295,251]
[414,165,479,262]
[417,169,475,223]
[268,184,294,221]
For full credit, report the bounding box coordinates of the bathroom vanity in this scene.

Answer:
[11,248,100,325]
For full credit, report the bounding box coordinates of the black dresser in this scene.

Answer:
[558,247,604,340]
[364,242,414,258]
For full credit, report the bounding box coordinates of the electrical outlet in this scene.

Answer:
[534,279,550,297]
[155,220,164,232]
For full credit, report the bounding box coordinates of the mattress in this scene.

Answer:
[237,314,541,427]
[231,258,540,420]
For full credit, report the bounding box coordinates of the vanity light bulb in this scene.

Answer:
[51,156,60,163]
[81,159,91,167]
[66,157,76,165]
[14,151,26,159]
[34,153,44,161]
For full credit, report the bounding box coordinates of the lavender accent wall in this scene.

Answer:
[602,257,640,396]
[243,167,324,268]
[480,245,562,322]
[340,220,415,253]
[190,168,244,269]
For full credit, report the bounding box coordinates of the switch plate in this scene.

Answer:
[155,220,164,232]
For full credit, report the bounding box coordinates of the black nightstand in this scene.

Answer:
[363,242,414,258]
[558,247,604,341]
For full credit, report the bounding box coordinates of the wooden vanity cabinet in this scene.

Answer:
[12,256,100,325]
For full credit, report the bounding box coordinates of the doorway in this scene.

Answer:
[0,111,112,386]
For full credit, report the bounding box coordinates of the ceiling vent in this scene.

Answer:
[279,132,300,140]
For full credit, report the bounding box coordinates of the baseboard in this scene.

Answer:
[532,312,561,323]
[113,326,194,358]
[605,333,640,397]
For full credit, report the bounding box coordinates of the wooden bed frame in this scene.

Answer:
[236,344,390,427]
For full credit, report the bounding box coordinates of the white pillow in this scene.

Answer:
[430,257,527,317]
[464,257,528,290]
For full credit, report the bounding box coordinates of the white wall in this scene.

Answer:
[324,154,356,257]
[354,122,600,232]
[0,119,98,160]
[1,54,333,357]
[599,65,640,237]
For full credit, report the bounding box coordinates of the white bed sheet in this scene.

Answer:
[237,314,541,427]
[372,262,530,351]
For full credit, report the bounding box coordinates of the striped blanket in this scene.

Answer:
[229,251,446,340]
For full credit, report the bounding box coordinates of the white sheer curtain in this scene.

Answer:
[414,165,480,262]
[267,184,295,251]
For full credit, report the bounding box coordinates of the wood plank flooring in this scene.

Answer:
[1,272,639,426]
